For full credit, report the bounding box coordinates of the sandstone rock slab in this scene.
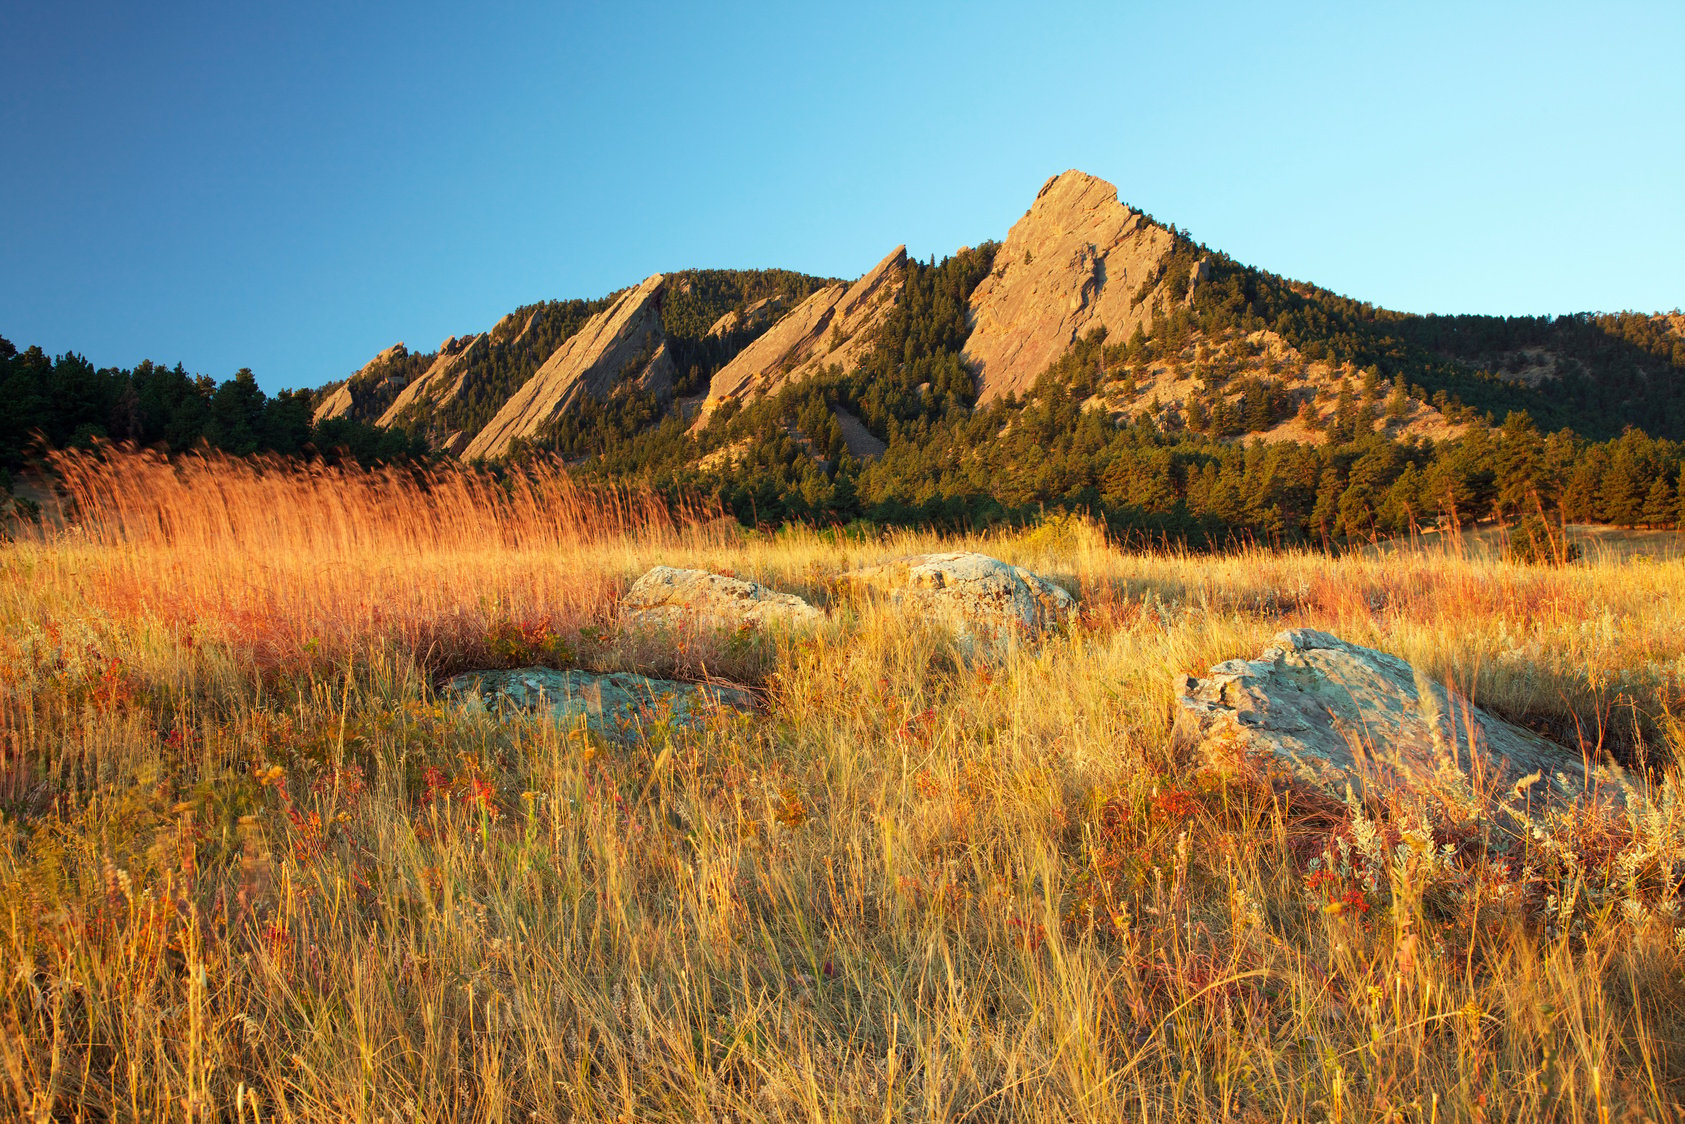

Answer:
[840,552,1075,652]
[377,332,486,428]
[964,170,1183,404]
[313,342,411,424]
[697,247,905,422]
[445,667,754,741]
[621,566,823,631]
[1177,629,1626,812]
[465,274,674,460]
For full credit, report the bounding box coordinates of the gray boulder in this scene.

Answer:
[1177,629,1627,813]
[620,566,823,631]
[840,551,1076,653]
[445,668,754,741]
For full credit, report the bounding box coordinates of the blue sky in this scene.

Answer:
[3,1,1681,393]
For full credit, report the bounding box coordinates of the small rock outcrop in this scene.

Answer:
[964,171,1183,404]
[832,406,886,460]
[840,552,1075,652]
[464,275,674,460]
[1178,629,1627,812]
[446,667,754,741]
[706,294,791,339]
[621,566,823,631]
[697,247,906,422]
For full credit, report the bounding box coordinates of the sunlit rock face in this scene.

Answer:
[964,169,1186,404]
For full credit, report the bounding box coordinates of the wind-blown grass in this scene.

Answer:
[3,450,1685,1120]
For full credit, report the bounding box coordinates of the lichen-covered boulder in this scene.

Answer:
[840,552,1075,653]
[621,566,823,631]
[445,668,754,741]
[1177,629,1627,812]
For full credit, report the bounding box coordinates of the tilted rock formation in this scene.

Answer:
[313,342,410,424]
[312,383,356,424]
[377,333,486,427]
[965,170,1184,404]
[621,566,823,631]
[446,667,755,742]
[707,294,791,339]
[1178,629,1628,813]
[840,552,1075,654]
[463,275,674,460]
[697,247,906,421]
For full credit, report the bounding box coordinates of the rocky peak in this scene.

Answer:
[312,341,414,424]
[964,170,1182,404]
[371,342,409,367]
[462,274,674,460]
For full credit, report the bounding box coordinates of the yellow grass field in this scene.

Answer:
[4,450,1685,1121]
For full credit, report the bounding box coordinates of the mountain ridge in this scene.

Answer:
[314,169,1682,465]
[10,168,1682,545]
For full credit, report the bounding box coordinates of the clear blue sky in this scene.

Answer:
[3,1,1681,393]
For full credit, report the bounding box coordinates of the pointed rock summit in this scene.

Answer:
[313,342,410,424]
[698,246,906,420]
[965,170,1184,404]
[463,275,674,460]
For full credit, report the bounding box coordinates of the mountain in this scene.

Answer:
[275,166,1685,541]
[311,170,1683,466]
[10,168,1682,543]
[312,342,428,425]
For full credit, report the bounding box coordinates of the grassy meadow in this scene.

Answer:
[5,450,1685,1121]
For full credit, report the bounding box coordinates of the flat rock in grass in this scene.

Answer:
[621,566,823,631]
[840,551,1075,653]
[1177,629,1627,812]
[445,668,754,741]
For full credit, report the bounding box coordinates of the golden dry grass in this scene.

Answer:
[3,451,1685,1121]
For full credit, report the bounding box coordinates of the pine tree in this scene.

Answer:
[1297,396,1323,432]
[1311,467,1344,545]
[1385,375,1410,420]
[1243,386,1274,432]
[1333,381,1358,443]
[1599,446,1645,526]
[1641,474,1675,528]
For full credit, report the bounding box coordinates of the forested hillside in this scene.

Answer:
[535,242,1685,550]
